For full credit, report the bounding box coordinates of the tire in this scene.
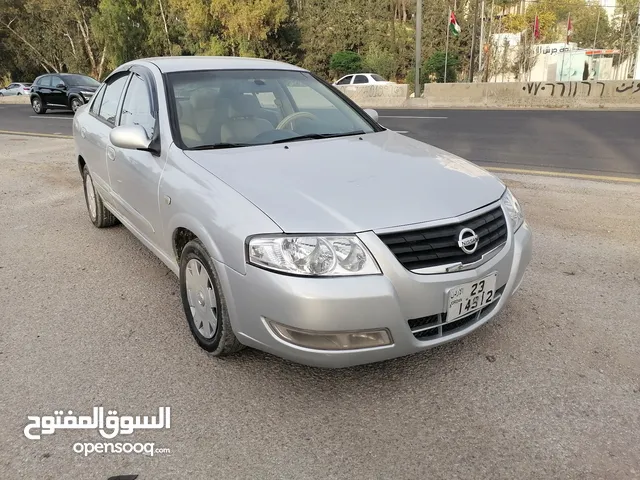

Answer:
[17,92,21,96]
[31,96,46,114]
[71,97,83,113]
[82,165,118,228]
[179,239,245,357]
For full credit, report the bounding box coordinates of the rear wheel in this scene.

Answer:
[31,97,46,115]
[82,165,118,228]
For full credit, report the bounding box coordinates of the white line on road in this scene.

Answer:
[29,115,73,120]
[379,115,448,119]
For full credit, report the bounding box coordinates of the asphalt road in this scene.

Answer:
[1,137,640,479]
[0,104,638,178]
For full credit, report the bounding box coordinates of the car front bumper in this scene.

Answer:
[223,220,533,368]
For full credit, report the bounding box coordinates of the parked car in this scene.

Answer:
[30,73,101,114]
[0,82,32,96]
[73,56,532,368]
[333,73,395,86]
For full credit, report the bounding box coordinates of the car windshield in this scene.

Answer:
[64,75,100,87]
[371,74,386,82]
[167,69,378,149]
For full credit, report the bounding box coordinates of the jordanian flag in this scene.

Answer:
[449,11,461,37]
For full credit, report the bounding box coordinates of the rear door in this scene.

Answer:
[36,76,54,104]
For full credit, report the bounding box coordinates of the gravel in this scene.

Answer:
[1,136,639,479]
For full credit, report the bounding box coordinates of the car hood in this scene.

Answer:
[184,130,506,233]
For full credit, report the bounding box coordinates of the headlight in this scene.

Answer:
[247,235,381,276]
[501,188,524,232]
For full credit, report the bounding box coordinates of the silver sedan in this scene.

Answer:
[73,56,532,368]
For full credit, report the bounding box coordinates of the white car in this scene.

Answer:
[0,82,32,96]
[333,73,394,86]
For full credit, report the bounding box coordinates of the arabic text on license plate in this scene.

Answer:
[446,273,498,323]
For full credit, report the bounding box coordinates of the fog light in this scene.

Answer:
[267,321,393,350]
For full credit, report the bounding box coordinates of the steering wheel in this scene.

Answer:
[276,111,319,130]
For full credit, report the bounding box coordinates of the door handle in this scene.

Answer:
[107,146,116,161]
[80,127,86,138]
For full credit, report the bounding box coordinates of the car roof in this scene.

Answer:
[119,56,308,74]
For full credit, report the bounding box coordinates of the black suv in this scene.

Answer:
[30,73,101,114]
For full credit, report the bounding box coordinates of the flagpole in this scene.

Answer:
[444,8,451,83]
[561,13,570,81]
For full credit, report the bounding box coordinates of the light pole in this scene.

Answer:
[415,0,422,97]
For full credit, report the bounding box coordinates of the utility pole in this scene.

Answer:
[415,0,423,96]
[478,0,485,82]
[468,0,480,82]
[635,2,640,79]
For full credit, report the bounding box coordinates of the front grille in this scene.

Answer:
[409,286,505,340]
[377,206,508,272]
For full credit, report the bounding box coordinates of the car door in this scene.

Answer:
[81,72,131,204]
[108,70,164,239]
[36,75,55,104]
[48,75,68,106]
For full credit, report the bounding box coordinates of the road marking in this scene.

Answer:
[379,115,448,119]
[485,166,640,184]
[0,130,73,139]
[29,115,73,120]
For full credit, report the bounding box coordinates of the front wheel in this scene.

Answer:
[71,97,83,113]
[179,239,245,357]
[31,97,46,114]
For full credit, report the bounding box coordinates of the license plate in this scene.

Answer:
[446,273,498,323]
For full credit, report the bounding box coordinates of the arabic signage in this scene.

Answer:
[24,406,170,440]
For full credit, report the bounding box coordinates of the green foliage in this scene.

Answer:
[423,51,458,83]
[329,51,362,77]
[363,43,397,80]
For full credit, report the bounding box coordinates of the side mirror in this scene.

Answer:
[56,83,66,89]
[363,108,379,123]
[109,125,151,150]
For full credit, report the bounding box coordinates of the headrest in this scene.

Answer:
[227,94,260,118]
[190,90,217,110]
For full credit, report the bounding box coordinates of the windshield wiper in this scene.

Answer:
[188,142,250,150]
[270,130,365,144]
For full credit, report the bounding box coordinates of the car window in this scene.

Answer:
[119,74,155,137]
[97,74,130,125]
[167,69,377,149]
[7,84,16,89]
[50,76,64,88]
[353,75,368,84]
[336,76,353,85]
[65,75,101,87]
[90,84,107,114]
[40,76,52,87]
[371,74,386,82]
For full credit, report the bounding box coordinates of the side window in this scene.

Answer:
[90,84,107,114]
[119,74,156,137]
[336,76,352,85]
[256,92,277,108]
[7,83,16,89]
[40,76,52,87]
[50,76,64,88]
[98,74,130,125]
[353,75,368,84]
[286,82,334,109]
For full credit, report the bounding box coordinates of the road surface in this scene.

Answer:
[0,105,638,178]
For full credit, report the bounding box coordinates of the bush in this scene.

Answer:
[362,44,397,81]
[423,51,458,83]
[329,51,362,77]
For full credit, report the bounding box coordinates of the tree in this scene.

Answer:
[423,51,458,83]
[363,43,397,80]
[329,51,362,77]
